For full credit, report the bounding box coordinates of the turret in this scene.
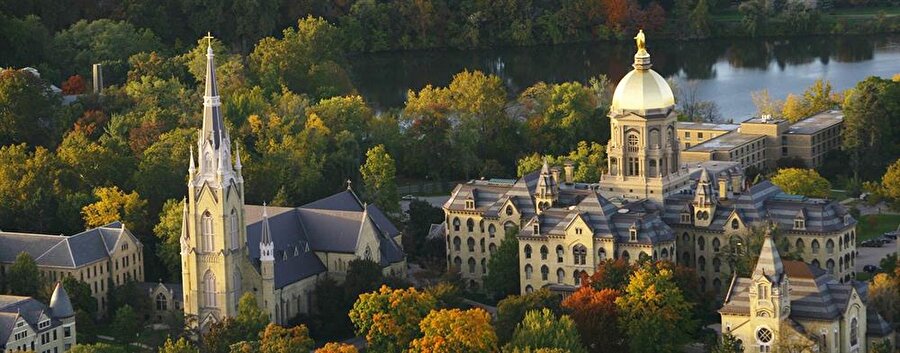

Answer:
[692,168,717,227]
[535,160,558,213]
[49,282,74,319]
[259,203,274,264]
[749,228,790,324]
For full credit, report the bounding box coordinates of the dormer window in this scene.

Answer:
[465,199,475,210]
[532,224,539,235]
[630,229,637,242]
[794,219,805,230]
[681,213,691,223]
[505,205,513,216]
[38,319,50,329]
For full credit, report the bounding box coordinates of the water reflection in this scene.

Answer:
[350,35,898,117]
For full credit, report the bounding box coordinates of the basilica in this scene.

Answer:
[442,31,894,351]
[179,43,405,328]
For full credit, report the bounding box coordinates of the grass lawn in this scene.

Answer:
[856,214,900,243]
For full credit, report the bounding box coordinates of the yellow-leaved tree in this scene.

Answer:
[81,186,147,230]
[349,286,437,353]
[408,308,499,353]
[770,168,831,198]
[314,343,358,353]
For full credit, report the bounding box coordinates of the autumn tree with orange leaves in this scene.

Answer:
[349,286,437,353]
[562,287,624,353]
[408,308,499,353]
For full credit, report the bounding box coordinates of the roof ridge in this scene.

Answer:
[33,238,69,263]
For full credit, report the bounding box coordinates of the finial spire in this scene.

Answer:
[188,146,196,174]
[346,179,352,190]
[234,143,242,169]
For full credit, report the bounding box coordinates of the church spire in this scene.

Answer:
[180,198,191,254]
[202,33,225,150]
[260,202,274,262]
[754,227,784,278]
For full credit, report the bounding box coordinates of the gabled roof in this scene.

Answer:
[0,222,139,269]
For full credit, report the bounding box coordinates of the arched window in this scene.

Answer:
[479,219,485,233]
[525,265,533,280]
[203,270,216,307]
[826,259,835,274]
[811,240,820,254]
[826,239,834,254]
[467,237,475,252]
[698,256,706,271]
[525,285,533,293]
[466,219,475,233]
[598,248,607,261]
[479,238,485,253]
[232,270,242,308]
[541,265,549,281]
[573,245,587,265]
[229,209,239,249]
[698,236,705,251]
[661,248,669,259]
[453,257,462,269]
[201,212,214,252]
[627,133,640,152]
[682,232,690,243]
[488,224,496,238]
[489,243,497,255]
[505,206,514,216]
[795,238,805,252]
[156,293,168,311]
[540,246,548,260]
[467,258,476,274]
[758,284,769,299]
[452,217,460,231]
[574,270,583,285]
[713,257,721,272]
[524,245,532,259]
[556,245,564,263]
[850,318,858,347]
[731,219,739,229]
[712,238,721,252]
[811,259,820,268]
[621,251,631,264]
[682,252,691,266]
[481,259,487,274]
[557,268,565,284]
[713,278,722,293]
[453,237,461,251]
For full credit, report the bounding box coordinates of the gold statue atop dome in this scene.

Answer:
[634,30,646,53]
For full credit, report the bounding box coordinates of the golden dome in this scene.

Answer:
[610,31,675,115]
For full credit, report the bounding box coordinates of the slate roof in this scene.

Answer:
[0,295,63,348]
[0,222,139,268]
[445,170,674,245]
[137,282,184,300]
[244,189,405,288]
[663,166,854,233]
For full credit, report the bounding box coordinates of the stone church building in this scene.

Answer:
[179,43,405,328]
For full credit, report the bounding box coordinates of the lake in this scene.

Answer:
[349,34,900,120]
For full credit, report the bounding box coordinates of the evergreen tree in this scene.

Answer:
[484,226,520,300]
[7,252,42,297]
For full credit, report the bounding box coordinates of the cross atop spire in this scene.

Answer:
[205,32,213,48]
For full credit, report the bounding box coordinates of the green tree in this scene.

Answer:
[68,343,129,353]
[409,308,499,353]
[344,259,384,301]
[770,168,831,198]
[615,265,695,353]
[112,305,139,343]
[51,19,161,82]
[710,333,743,353]
[134,128,195,212]
[495,290,562,345]
[881,159,900,209]
[61,277,98,317]
[360,145,400,214]
[203,319,248,353]
[586,259,634,291]
[258,323,315,353]
[404,199,445,262]
[0,14,51,69]
[689,0,712,38]
[349,286,437,353]
[484,226,520,300]
[868,273,898,324]
[75,309,98,343]
[842,77,898,179]
[7,252,42,297]
[870,339,894,353]
[503,309,586,353]
[180,37,246,98]
[0,69,63,147]
[519,81,603,155]
[154,199,184,281]
[56,130,130,191]
[158,337,199,353]
[231,0,279,53]
[237,292,269,336]
[801,79,836,116]
[81,186,148,231]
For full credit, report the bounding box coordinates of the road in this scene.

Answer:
[855,241,898,273]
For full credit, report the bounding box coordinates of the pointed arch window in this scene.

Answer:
[203,270,217,307]
[201,212,214,252]
[557,268,565,284]
[156,293,168,311]
[573,245,587,265]
[849,318,858,347]
[229,209,239,250]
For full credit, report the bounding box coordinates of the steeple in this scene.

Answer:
[49,282,74,319]
[202,34,225,150]
[180,198,190,254]
[694,168,715,206]
[754,228,784,278]
[260,202,274,262]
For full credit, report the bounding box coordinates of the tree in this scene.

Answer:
[881,159,900,208]
[7,252,43,297]
[314,343,358,353]
[349,286,437,353]
[689,0,711,38]
[81,186,148,231]
[615,265,695,353]
[360,145,400,214]
[0,69,63,147]
[770,168,831,198]
[112,305,139,343]
[483,226,520,300]
[344,259,384,301]
[842,77,898,180]
[782,93,808,122]
[68,343,129,353]
[237,292,269,336]
[62,277,98,317]
[561,288,623,353]
[404,199,445,262]
[870,339,894,353]
[710,333,743,353]
[135,128,195,213]
[519,81,602,155]
[868,273,898,324]
[586,259,634,291]
[258,323,315,353]
[495,290,561,345]
[409,308,499,353]
[503,309,586,353]
[0,144,63,234]
[154,199,183,281]
[56,130,129,190]
[751,90,784,117]
[158,337,198,353]
[801,79,836,116]
[310,277,353,340]
[203,319,248,353]
[62,75,86,94]
[51,19,162,83]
